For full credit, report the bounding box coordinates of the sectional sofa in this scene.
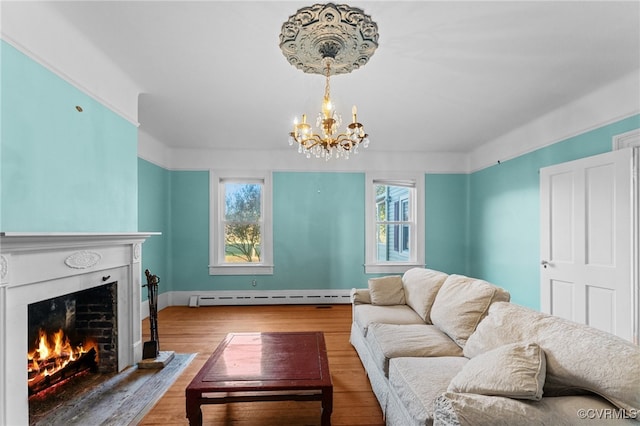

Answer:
[350,268,640,425]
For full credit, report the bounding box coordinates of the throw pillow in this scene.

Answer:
[401,268,448,323]
[430,274,510,347]
[368,275,405,305]
[448,342,546,401]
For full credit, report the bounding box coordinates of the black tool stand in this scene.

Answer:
[138,269,174,369]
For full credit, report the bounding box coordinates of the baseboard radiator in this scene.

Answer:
[189,289,352,307]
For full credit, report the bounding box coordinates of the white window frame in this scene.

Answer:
[365,172,425,274]
[209,170,273,275]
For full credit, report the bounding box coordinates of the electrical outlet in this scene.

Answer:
[251,279,257,287]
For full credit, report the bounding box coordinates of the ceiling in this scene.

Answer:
[5,1,640,155]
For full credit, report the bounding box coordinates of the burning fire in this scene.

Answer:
[27,329,97,381]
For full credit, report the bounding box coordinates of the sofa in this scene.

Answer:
[350,268,640,425]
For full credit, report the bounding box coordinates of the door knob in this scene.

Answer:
[541,260,550,269]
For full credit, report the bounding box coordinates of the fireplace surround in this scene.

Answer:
[0,232,157,425]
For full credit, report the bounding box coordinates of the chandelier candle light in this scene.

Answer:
[289,57,369,160]
[280,3,379,160]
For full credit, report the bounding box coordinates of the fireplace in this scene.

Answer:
[27,282,118,396]
[0,232,157,425]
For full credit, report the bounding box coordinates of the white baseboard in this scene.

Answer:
[141,289,351,318]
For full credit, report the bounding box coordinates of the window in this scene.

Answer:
[365,173,424,274]
[209,171,273,275]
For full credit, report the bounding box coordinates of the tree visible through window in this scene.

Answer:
[223,182,262,263]
[210,171,272,275]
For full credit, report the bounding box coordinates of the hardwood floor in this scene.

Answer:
[139,304,384,426]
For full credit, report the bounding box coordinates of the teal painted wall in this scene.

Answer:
[1,41,138,232]
[169,170,210,290]
[166,171,369,291]
[138,159,171,299]
[469,114,640,309]
[272,172,365,290]
[138,117,639,302]
[155,171,471,292]
[425,174,470,275]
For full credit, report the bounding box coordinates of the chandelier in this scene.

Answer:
[279,3,379,160]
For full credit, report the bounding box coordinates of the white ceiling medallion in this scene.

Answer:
[279,3,379,76]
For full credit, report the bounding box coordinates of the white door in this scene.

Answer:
[540,148,637,343]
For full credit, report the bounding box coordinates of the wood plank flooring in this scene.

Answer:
[139,304,384,426]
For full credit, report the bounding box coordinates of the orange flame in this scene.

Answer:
[27,329,97,383]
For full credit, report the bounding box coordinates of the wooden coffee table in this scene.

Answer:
[185,331,333,425]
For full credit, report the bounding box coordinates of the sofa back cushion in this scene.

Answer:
[430,275,510,347]
[464,302,640,412]
[401,268,449,323]
[368,275,405,305]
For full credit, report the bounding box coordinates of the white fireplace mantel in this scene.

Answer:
[0,232,159,425]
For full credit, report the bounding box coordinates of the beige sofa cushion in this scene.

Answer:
[430,274,510,347]
[368,275,405,305]
[366,323,463,376]
[464,302,640,412]
[388,357,469,425]
[402,268,449,323]
[434,392,633,426]
[350,287,371,304]
[352,304,425,336]
[448,342,546,401]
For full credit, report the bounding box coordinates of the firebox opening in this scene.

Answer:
[27,282,118,397]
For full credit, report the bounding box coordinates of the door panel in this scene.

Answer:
[550,172,574,262]
[586,163,615,266]
[587,284,615,334]
[540,148,634,342]
[549,279,575,321]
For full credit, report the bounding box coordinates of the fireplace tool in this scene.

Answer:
[142,269,160,359]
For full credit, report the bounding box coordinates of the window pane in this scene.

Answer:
[377,224,386,244]
[223,182,262,264]
[393,222,399,251]
[224,223,261,263]
[376,201,386,221]
[402,225,410,252]
[224,183,261,221]
[375,186,387,226]
[376,224,387,261]
[373,183,412,262]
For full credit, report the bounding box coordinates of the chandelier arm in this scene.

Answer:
[291,133,326,149]
[334,133,360,149]
[291,129,368,152]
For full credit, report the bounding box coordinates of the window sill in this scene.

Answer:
[209,264,274,276]
[364,263,424,274]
